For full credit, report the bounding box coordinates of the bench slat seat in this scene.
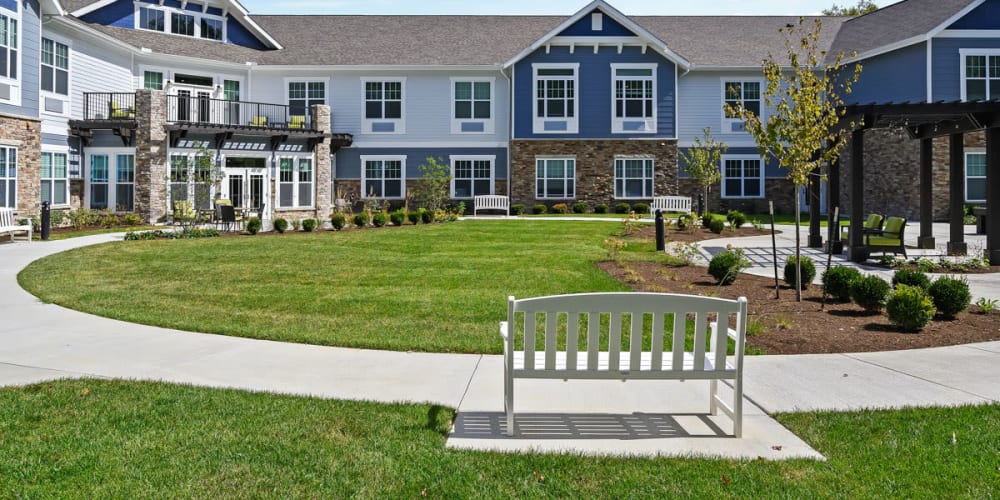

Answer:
[513,351,735,378]
[650,196,693,214]
[0,208,32,242]
[474,195,509,216]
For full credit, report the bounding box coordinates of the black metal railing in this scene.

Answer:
[82,92,137,121]
[166,95,314,131]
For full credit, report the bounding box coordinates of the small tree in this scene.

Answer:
[678,127,727,216]
[823,0,879,16]
[410,157,451,212]
[727,18,862,301]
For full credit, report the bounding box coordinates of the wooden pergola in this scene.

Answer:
[813,101,1000,264]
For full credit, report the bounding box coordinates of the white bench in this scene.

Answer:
[0,207,32,242]
[651,196,692,214]
[501,292,747,437]
[474,195,509,216]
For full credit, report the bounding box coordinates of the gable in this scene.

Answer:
[0,0,16,12]
[948,0,1000,29]
[558,9,636,37]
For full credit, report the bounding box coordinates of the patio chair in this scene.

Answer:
[843,213,883,242]
[217,204,243,232]
[289,115,306,129]
[110,101,135,119]
[865,216,907,258]
[250,116,268,127]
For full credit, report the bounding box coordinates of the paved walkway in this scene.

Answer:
[0,230,997,460]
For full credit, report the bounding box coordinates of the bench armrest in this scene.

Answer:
[499,321,509,341]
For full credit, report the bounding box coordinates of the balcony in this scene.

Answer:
[165,94,317,132]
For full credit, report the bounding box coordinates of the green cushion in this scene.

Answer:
[883,217,905,234]
[864,214,883,230]
[867,235,902,246]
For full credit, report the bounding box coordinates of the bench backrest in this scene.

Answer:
[0,207,13,227]
[506,293,746,377]
[475,195,509,209]
[882,216,905,237]
[651,196,692,213]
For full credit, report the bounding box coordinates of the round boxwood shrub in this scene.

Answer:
[887,284,936,332]
[406,211,420,225]
[892,269,930,290]
[420,209,434,224]
[851,275,891,313]
[928,276,971,318]
[273,217,288,233]
[371,212,387,227]
[302,218,317,232]
[822,265,862,301]
[784,256,817,289]
[614,202,631,214]
[390,210,405,226]
[330,213,346,231]
[708,249,747,286]
[246,216,261,235]
[632,202,650,215]
[708,216,726,234]
[353,213,368,228]
[676,212,695,230]
[532,204,547,215]
[726,210,747,229]
[572,202,588,214]
[594,204,609,214]
[511,204,525,216]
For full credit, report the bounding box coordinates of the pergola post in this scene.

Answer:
[948,133,967,256]
[986,127,1000,264]
[829,144,843,253]
[848,129,867,262]
[918,138,935,249]
[808,172,823,248]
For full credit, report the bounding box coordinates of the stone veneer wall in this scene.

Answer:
[1,114,42,215]
[134,90,168,223]
[678,178,798,215]
[311,104,333,217]
[509,139,678,209]
[332,179,510,214]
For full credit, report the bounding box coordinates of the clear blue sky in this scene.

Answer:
[238,0,901,16]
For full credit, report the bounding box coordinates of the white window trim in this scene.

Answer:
[449,155,496,199]
[535,156,577,200]
[85,149,136,212]
[361,77,406,135]
[275,155,316,210]
[610,63,657,134]
[720,78,764,133]
[41,148,71,209]
[959,49,1000,101]
[965,150,987,203]
[721,154,765,199]
[613,156,655,199]
[40,34,71,117]
[133,2,228,42]
[284,77,329,115]
[360,155,406,199]
[532,63,580,135]
[0,6,21,105]
[0,145,16,209]
[450,77,495,135]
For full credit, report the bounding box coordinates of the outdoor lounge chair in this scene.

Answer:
[843,213,883,242]
[288,115,306,129]
[865,216,907,258]
[110,102,135,119]
[250,116,268,127]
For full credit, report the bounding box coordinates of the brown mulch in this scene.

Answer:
[631,224,775,243]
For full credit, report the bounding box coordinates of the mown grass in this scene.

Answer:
[19,221,679,354]
[1,380,996,497]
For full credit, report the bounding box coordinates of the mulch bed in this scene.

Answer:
[631,224,775,243]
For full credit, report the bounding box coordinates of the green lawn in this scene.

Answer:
[20,221,653,354]
[1,380,996,497]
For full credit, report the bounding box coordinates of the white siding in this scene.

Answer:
[66,36,133,120]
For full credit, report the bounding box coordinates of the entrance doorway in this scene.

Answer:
[222,157,269,220]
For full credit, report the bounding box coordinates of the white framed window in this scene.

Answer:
[138,6,164,32]
[169,154,190,205]
[535,157,576,199]
[143,71,163,90]
[450,155,494,199]
[361,155,405,199]
[201,17,223,41]
[961,50,1000,101]
[169,152,218,210]
[451,78,494,134]
[171,12,195,36]
[614,157,654,199]
[722,80,762,130]
[0,8,19,86]
[611,64,657,134]
[966,151,986,202]
[722,155,764,199]
[41,151,69,207]
[86,150,135,212]
[277,156,314,208]
[533,63,579,134]
[41,38,69,96]
[135,4,226,42]
[362,79,405,134]
[286,79,326,118]
[0,145,16,208]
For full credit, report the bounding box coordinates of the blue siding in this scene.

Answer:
[843,43,927,105]
[678,147,784,179]
[0,0,39,118]
[0,0,16,12]
[559,9,635,37]
[207,6,223,16]
[947,1,1000,29]
[932,37,1000,101]
[513,45,676,139]
[336,148,509,179]
[42,133,71,146]
[227,18,268,50]
[80,0,134,29]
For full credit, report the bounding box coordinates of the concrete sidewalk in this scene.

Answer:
[1,232,997,460]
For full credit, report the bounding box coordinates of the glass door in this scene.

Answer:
[222,157,269,221]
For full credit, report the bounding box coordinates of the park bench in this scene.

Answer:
[0,207,32,242]
[650,196,692,214]
[500,292,748,437]
[474,195,509,216]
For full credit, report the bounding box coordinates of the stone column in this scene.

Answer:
[947,133,967,256]
[134,89,168,223]
[1,115,41,215]
[311,104,332,218]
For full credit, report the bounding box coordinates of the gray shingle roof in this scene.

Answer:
[829,0,977,60]
[60,0,101,13]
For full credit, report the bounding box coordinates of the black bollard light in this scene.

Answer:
[697,193,704,217]
[41,201,51,241]
[655,209,665,252]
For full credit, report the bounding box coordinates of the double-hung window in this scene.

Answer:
[87,151,135,211]
[614,158,654,199]
[169,155,190,204]
[723,80,761,131]
[0,10,18,84]
[41,152,68,207]
[143,71,163,90]
[451,78,493,134]
[612,64,656,133]
[450,156,494,199]
[277,157,314,208]
[361,156,405,199]
[966,152,986,202]
[962,51,1000,101]
[41,38,69,97]
[0,146,15,208]
[536,158,575,199]
[533,64,579,134]
[287,80,325,117]
[116,155,135,212]
[722,156,763,199]
[363,79,405,133]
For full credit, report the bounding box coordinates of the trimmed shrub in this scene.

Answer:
[246,217,262,235]
[784,255,817,289]
[390,210,406,226]
[572,202,588,214]
[928,276,971,318]
[406,211,420,225]
[676,212,695,230]
[511,204,525,216]
[594,204,609,214]
[353,213,368,228]
[632,202,650,215]
[551,203,570,214]
[887,284,936,332]
[822,265,862,301]
[99,214,121,228]
[420,209,434,224]
[708,216,726,234]
[330,213,346,231]
[708,249,747,286]
[615,202,631,214]
[123,213,143,226]
[302,219,317,232]
[892,269,931,290]
[273,218,288,233]
[371,212,387,228]
[851,275,891,313]
[532,204,547,215]
[726,210,747,229]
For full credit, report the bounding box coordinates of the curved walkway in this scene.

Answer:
[1,232,997,459]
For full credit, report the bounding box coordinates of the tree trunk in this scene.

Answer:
[794,185,803,302]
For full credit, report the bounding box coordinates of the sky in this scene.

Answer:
[238,0,901,16]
